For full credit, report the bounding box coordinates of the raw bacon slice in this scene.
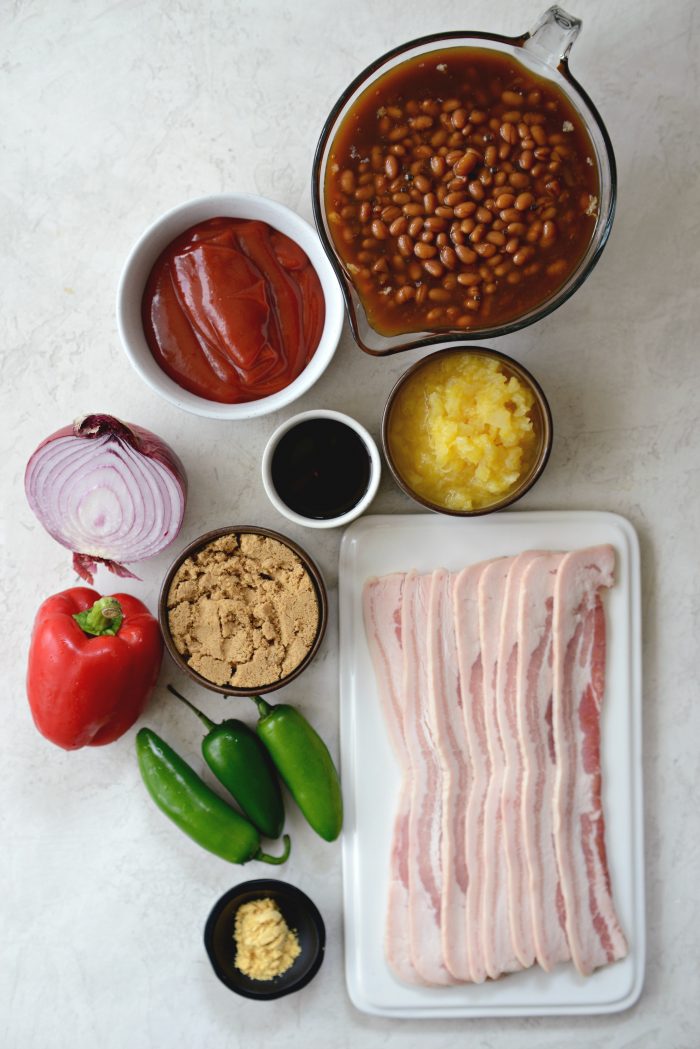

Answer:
[427,569,472,981]
[453,560,495,984]
[517,553,569,971]
[552,545,628,975]
[497,551,547,969]
[479,558,522,979]
[362,573,419,984]
[403,571,455,985]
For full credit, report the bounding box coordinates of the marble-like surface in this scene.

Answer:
[1,1,699,1046]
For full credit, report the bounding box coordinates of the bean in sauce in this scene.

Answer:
[324,48,599,335]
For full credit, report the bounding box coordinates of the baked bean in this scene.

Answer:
[503,110,522,124]
[457,271,481,286]
[440,245,458,269]
[476,206,493,224]
[454,150,481,176]
[419,230,434,244]
[414,241,437,259]
[460,218,476,233]
[415,284,428,306]
[506,221,527,235]
[513,245,535,266]
[395,285,415,303]
[523,111,545,125]
[452,107,468,129]
[425,307,444,323]
[408,217,424,238]
[452,201,475,220]
[408,261,422,281]
[484,145,498,168]
[500,122,518,145]
[403,202,424,217]
[359,202,371,223]
[430,129,448,148]
[531,124,547,146]
[423,259,444,278]
[372,257,389,273]
[414,174,431,193]
[501,89,523,106]
[542,220,557,240]
[506,270,522,284]
[486,230,506,246]
[428,287,451,302]
[388,124,409,142]
[444,191,467,207]
[508,172,530,188]
[398,234,414,257]
[519,150,534,170]
[475,242,497,258]
[384,155,399,180]
[423,216,446,232]
[371,219,389,240]
[505,237,520,254]
[469,109,486,124]
[546,259,567,277]
[451,228,465,245]
[435,205,454,219]
[340,169,356,193]
[435,232,449,248]
[484,282,497,294]
[430,154,446,176]
[493,261,511,277]
[455,245,478,265]
[468,180,485,201]
[389,216,408,236]
[411,115,433,130]
[381,205,402,222]
[500,207,520,223]
[443,273,459,290]
[515,192,534,211]
[540,205,557,220]
[392,191,410,204]
[469,223,486,243]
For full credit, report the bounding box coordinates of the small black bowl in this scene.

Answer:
[204,880,326,1000]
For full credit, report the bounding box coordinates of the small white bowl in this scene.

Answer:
[261,409,381,529]
[116,193,344,420]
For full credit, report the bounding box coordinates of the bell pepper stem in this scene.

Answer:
[256,833,291,865]
[73,596,123,637]
[166,684,217,732]
[252,696,272,720]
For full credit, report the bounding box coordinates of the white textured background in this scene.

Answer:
[1,1,699,1047]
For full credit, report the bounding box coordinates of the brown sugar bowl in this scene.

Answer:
[158,526,328,696]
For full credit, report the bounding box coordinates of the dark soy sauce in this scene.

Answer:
[271,418,371,520]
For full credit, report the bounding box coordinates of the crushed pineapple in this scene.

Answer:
[388,353,538,511]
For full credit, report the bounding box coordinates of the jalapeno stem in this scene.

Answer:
[167,684,217,731]
[256,833,291,865]
[252,696,272,719]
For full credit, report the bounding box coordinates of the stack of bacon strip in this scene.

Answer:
[362,545,627,984]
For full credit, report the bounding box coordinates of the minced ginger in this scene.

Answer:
[388,353,538,511]
[234,898,301,981]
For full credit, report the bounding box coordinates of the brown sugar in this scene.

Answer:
[167,532,319,689]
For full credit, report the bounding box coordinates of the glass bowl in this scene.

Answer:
[311,5,616,355]
[382,346,553,516]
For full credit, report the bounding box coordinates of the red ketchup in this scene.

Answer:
[142,217,325,403]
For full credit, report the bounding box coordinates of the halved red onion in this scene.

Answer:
[25,414,188,584]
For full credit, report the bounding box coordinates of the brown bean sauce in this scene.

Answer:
[324,48,599,336]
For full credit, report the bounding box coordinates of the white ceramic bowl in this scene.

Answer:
[261,409,381,529]
[116,193,344,420]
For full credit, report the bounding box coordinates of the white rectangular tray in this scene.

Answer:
[338,511,644,1018]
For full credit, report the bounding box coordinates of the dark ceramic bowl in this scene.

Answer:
[158,525,328,696]
[382,346,553,516]
[204,880,326,1000]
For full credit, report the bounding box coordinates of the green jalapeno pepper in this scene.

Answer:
[252,697,343,843]
[135,728,290,865]
[166,685,284,839]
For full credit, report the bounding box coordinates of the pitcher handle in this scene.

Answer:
[522,5,582,68]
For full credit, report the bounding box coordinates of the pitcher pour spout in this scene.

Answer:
[523,6,582,68]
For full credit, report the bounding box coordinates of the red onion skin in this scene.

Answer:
[25,414,188,582]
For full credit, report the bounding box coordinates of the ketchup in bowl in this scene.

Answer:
[142,218,325,404]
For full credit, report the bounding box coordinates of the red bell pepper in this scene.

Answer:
[26,587,163,750]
